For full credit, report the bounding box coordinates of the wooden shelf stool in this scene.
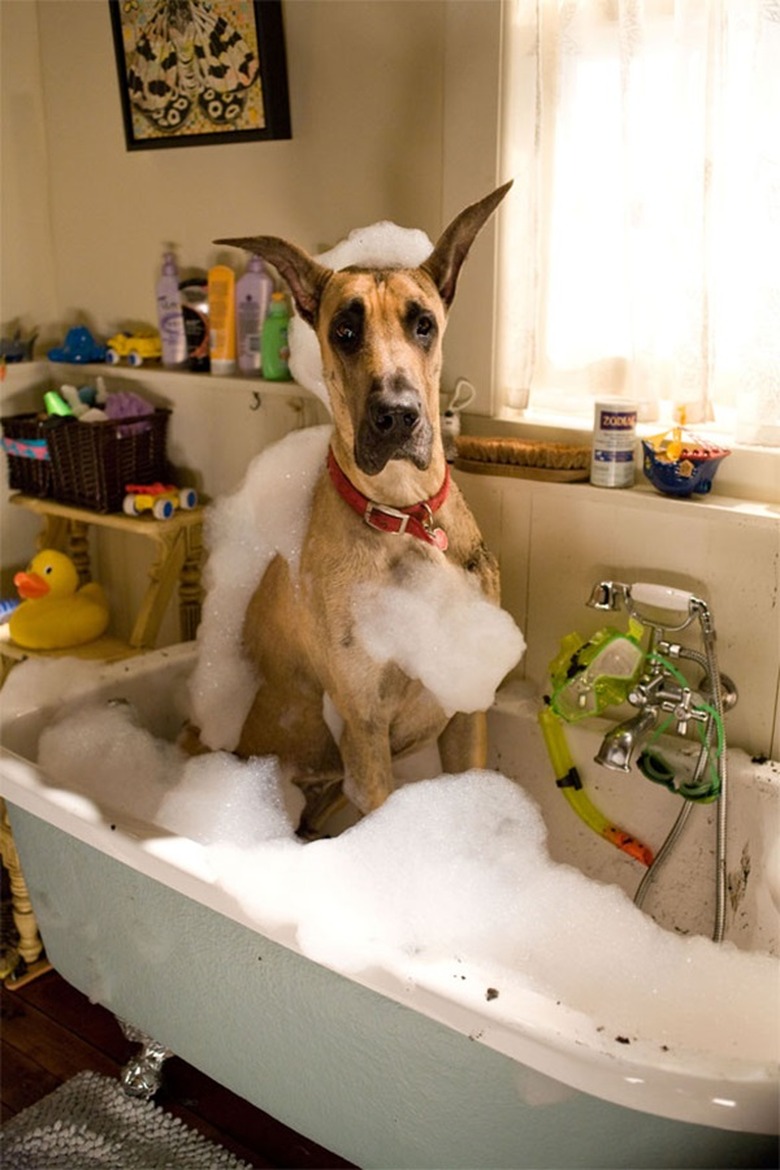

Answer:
[0,493,204,984]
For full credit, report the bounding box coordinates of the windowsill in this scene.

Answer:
[462,405,780,508]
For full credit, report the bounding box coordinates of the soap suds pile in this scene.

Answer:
[188,425,331,750]
[35,699,302,840]
[352,567,525,716]
[32,692,778,1055]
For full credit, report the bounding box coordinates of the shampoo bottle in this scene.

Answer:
[157,251,187,368]
[208,264,236,375]
[261,292,292,381]
[236,256,274,375]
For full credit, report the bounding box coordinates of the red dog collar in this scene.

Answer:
[327,448,450,550]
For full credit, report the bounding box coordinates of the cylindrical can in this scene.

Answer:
[590,400,638,488]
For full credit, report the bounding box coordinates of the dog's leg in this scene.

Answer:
[339,719,395,814]
[438,710,488,773]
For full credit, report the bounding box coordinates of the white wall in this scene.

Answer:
[0,0,59,346]
[1,0,450,344]
[1,0,508,400]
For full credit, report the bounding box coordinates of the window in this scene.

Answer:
[497,0,780,445]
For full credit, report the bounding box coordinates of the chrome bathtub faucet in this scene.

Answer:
[585,579,736,942]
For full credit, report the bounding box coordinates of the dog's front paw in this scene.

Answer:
[298,776,350,839]
[176,721,211,757]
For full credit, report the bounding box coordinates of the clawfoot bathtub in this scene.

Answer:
[0,644,777,1169]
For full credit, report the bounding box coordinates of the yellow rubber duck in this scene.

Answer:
[9,549,110,650]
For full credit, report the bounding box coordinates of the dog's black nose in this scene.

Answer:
[368,387,421,437]
[357,378,431,474]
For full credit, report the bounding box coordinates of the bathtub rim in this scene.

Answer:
[0,644,777,1136]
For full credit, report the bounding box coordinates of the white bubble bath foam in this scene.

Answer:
[1,643,777,1169]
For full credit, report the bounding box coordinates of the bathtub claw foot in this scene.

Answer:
[117,1019,173,1100]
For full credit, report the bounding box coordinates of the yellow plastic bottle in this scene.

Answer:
[207,264,236,375]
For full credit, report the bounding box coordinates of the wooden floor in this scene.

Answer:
[1,967,356,1169]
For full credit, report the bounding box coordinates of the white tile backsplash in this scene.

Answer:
[455,469,780,760]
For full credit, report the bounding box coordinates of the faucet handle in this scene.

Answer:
[629,583,697,612]
[671,686,697,735]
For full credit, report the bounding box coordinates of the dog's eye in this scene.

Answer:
[405,304,437,348]
[330,305,363,353]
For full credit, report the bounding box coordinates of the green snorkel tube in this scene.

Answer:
[538,703,654,867]
[541,619,655,867]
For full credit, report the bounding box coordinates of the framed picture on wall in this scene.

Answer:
[109,0,291,150]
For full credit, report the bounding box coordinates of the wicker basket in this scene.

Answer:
[2,408,172,513]
[1,413,54,498]
[48,409,172,512]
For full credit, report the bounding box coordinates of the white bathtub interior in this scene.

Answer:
[0,643,777,1170]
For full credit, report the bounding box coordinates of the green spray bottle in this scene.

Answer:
[261,292,291,380]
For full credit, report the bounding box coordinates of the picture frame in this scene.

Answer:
[109,0,291,151]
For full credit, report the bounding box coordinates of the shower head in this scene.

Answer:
[586,581,627,612]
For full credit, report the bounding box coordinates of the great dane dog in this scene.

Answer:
[215,182,513,827]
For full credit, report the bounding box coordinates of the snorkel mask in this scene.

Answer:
[549,619,646,723]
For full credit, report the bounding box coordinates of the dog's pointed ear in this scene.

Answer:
[420,180,513,310]
[214,237,331,326]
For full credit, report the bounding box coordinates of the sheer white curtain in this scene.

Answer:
[497,0,780,443]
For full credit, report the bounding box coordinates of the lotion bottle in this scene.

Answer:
[208,264,236,375]
[261,292,292,381]
[236,256,273,375]
[157,251,187,368]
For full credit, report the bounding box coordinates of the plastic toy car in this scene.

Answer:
[123,482,198,520]
[106,330,162,367]
[48,326,107,364]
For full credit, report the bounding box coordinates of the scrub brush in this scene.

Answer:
[455,435,591,481]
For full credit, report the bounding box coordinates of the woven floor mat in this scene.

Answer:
[0,1070,252,1169]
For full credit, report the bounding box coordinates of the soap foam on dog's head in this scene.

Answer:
[288,223,434,406]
